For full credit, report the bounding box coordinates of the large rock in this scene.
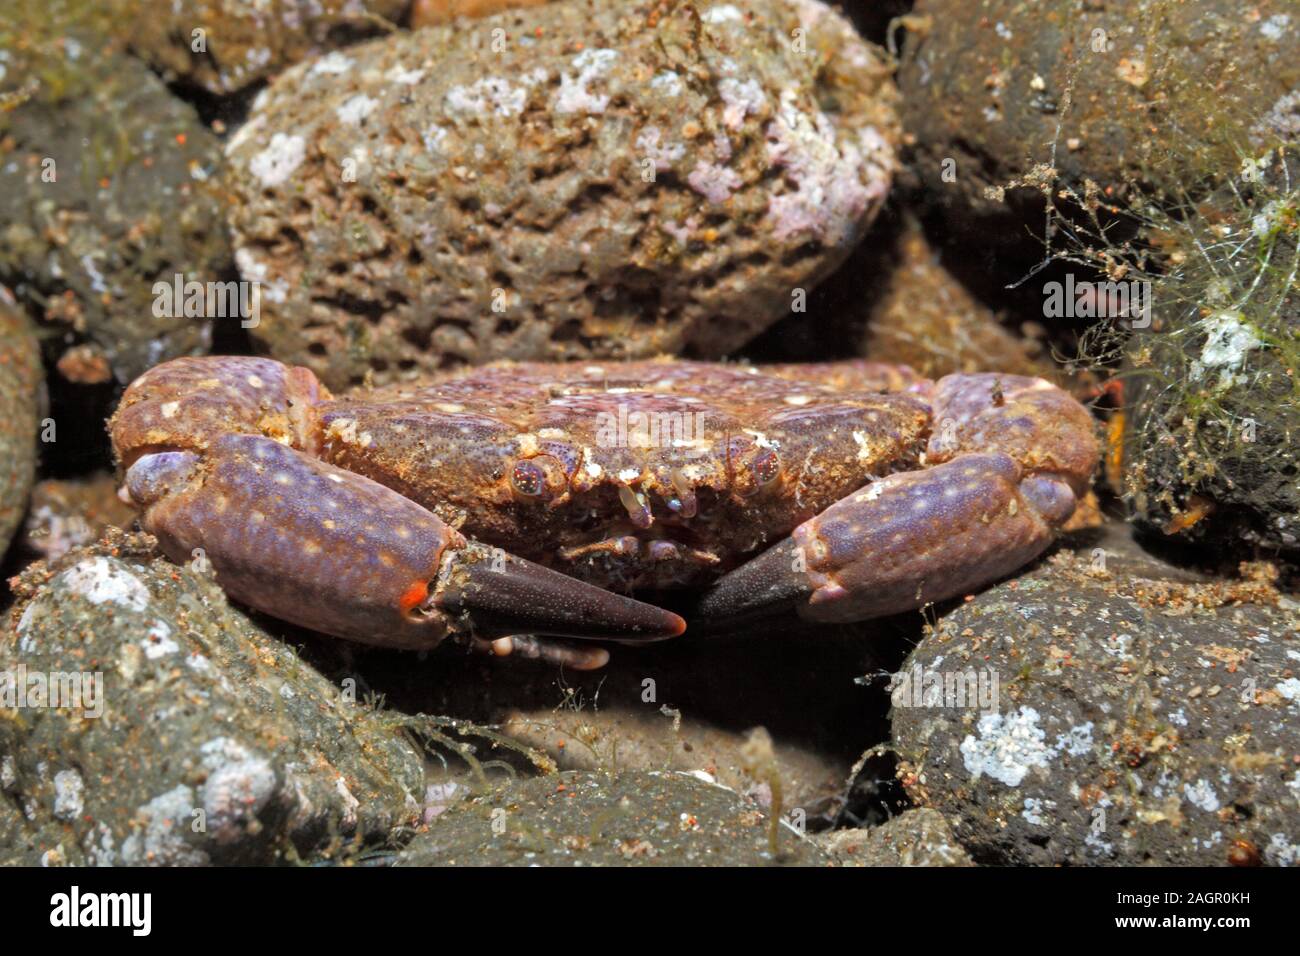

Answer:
[894,0,1300,298]
[1116,153,1300,557]
[893,527,1300,866]
[0,26,231,385]
[224,0,899,388]
[1,532,424,865]
[899,0,1300,214]
[860,219,1062,381]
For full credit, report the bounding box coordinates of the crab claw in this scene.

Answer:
[697,374,1098,629]
[434,540,686,643]
[124,433,683,651]
[697,452,1073,626]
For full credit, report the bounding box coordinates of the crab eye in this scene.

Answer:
[511,459,546,497]
[752,448,782,486]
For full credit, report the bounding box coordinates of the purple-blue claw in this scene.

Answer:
[697,372,1098,629]
[126,434,685,651]
[697,452,1078,626]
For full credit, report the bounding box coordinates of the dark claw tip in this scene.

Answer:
[693,538,812,628]
[437,543,685,642]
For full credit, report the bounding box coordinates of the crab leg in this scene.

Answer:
[697,374,1098,627]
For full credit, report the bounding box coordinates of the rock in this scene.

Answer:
[1114,152,1300,557]
[898,0,1300,219]
[398,769,828,865]
[0,289,41,559]
[861,219,1062,381]
[224,0,899,388]
[0,28,231,385]
[1,531,424,865]
[21,473,137,562]
[500,706,847,818]
[122,0,410,96]
[892,524,1300,866]
[816,808,973,866]
[411,0,551,28]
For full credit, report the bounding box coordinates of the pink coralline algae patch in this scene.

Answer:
[765,96,893,246]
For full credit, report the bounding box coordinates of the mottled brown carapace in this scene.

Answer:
[317,359,935,590]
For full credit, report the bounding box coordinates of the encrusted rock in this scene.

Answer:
[816,808,974,866]
[398,769,828,865]
[893,526,1300,866]
[21,473,137,562]
[122,0,410,95]
[1,532,424,865]
[898,0,1300,218]
[0,289,41,560]
[225,0,899,388]
[500,707,846,817]
[0,30,231,384]
[861,219,1062,381]
[1114,153,1300,557]
[411,0,551,27]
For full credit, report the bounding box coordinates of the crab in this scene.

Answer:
[109,356,1098,669]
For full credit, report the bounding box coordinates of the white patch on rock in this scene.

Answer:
[650,70,684,98]
[141,620,180,660]
[764,91,888,244]
[688,160,743,204]
[248,133,306,187]
[1021,797,1051,826]
[57,557,151,612]
[718,77,766,129]
[121,786,209,866]
[1183,779,1221,813]
[311,51,354,75]
[1194,310,1262,389]
[336,93,378,125]
[636,127,685,171]
[554,49,619,114]
[1260,14,1290,40]
[53,769,85,821]
[1055,722,1094,757]
[702,4,744,23]
[1266,833,1300,866]
[960,707,1053,786]
[422,124,449,154]
[386,65,425,85]
[200,738,277,843]
[445,77,528,118]
[1276,677,1300,702]
[233,247,288,303]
